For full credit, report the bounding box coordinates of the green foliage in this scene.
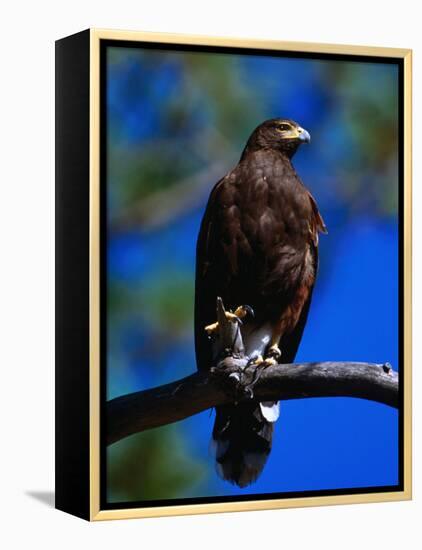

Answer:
[107,426,207,502]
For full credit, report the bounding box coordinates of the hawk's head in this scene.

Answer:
[245,118,311,158]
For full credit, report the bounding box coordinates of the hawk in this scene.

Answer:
[194,119,327,487]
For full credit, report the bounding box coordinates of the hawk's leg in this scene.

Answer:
[243,328,283,397]
[262,285,311,364]
[263,323,284,365]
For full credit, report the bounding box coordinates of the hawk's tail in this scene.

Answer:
[211,401,278,488]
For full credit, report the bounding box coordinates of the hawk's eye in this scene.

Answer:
[278,123,291,131]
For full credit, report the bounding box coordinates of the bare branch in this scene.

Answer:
[107,299,398,445]
[106,358,398,445]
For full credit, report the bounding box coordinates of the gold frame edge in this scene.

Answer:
[88,28,412,521]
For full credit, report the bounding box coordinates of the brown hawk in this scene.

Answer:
[194,119,326,487]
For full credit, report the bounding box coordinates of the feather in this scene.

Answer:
[259,401,280,422]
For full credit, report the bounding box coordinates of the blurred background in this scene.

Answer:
[105,45,399,504]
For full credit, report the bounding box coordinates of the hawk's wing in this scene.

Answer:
[194,176,229,371]
[281,190,327,362]
[281,190,326,363]
[279,251,316,364]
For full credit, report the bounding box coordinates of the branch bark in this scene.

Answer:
[106,359,398,445]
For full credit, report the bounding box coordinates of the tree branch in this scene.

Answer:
[107,358,398,445]
[106,299,398,445]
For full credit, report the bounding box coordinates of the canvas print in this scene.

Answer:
[102,42,402,508]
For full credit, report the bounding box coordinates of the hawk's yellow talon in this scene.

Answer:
[267,344,282,359]
[249,354,264,366]
[233,305,254,319]
[205,322,219,335]
[205,305,253,335]
[225,312,240,322]
[263,356,278,367]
